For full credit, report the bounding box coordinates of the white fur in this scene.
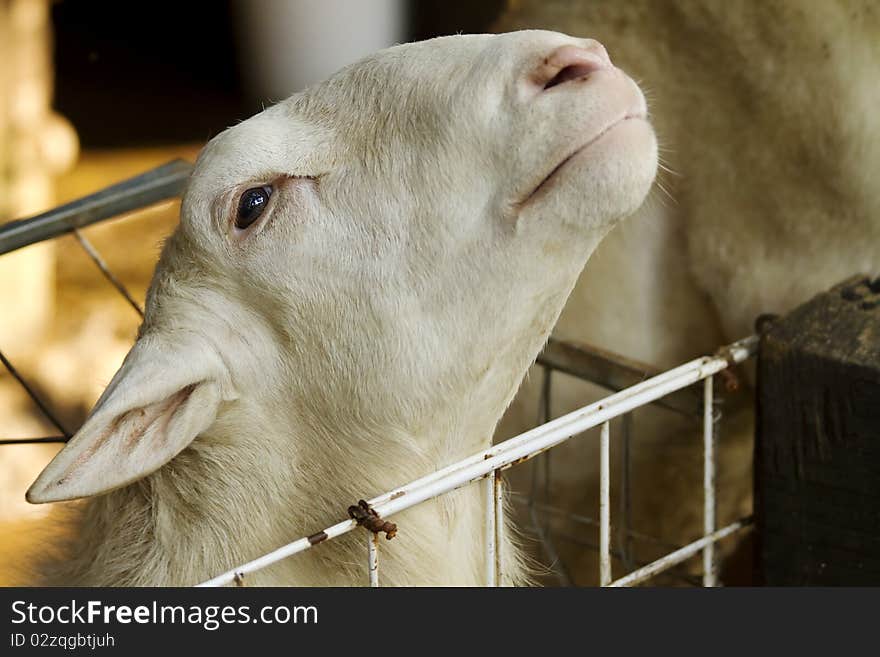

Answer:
[26,30,657,586]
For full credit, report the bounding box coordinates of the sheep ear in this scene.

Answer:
[26,336,226,504]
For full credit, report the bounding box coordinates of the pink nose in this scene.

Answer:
[532,42,613,90]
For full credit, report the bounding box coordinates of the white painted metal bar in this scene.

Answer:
[198,336,757,587]
[197,518,357,586]
[485,473,497,587]
[368,533,380,587]
[494,469,505,586]
[372,356,751,522]
[617,412,633,570]
[703,376,717,587]
[0,159,193,256]
[599,421,612,586]
[608,518,752,587]
[367,337,755,508]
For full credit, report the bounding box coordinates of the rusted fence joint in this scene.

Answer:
[713,345,745,393]
[348,499,397,540]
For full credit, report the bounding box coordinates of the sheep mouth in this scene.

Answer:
[521,113,646,207]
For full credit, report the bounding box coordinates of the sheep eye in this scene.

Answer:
[235,186,273,229]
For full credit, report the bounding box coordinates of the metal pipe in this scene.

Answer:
[368,533,379,587]
[198,336,757,587]
[485,472,497,587]
[0,349,70,438]
[0,159,193,256]
[599,421,611,586]
[198,517,356,586]
[608,518,752,587]
[548,530,704,587]
[375,346,756,521]
[0,435,68,445]
[494,469,504,586]
[72,230,144,317]
[703,376,717,587]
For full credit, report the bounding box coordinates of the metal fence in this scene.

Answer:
[0,161,756,587]
[196,335,755,587]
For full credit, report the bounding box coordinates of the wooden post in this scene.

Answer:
[755,275,880,585]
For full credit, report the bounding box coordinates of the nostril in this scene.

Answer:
[543,63,600,90]
[532,43,613,91]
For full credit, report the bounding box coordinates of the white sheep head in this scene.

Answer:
[28,30,656,505]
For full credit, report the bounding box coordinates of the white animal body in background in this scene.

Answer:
[26,31,657,586]
[495,1,880,582]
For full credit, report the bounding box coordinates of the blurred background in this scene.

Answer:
[53,0,506,147]
[0,0,505,583]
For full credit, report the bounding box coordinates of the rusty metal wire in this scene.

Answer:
[0,227,143,445]
[0,348,71,440]
[72,229,144,317]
